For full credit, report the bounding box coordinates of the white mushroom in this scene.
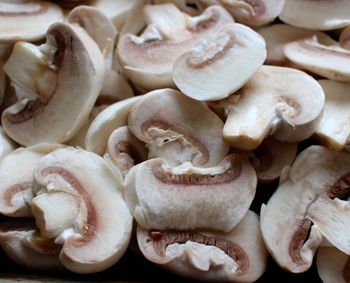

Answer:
[0,126,16,162]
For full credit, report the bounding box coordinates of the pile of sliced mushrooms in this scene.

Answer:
[0,0,349,281]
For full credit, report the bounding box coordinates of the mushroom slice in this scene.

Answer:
[173,23,266,101]
[31,147,132,274]
[153,0,202,15]
[0,1,63,42]
[128,89,228,167]
[223,65,325,150]
[2,22,105,146]
[0,143,62,217]
[279,0,350,31]
[257,24,337,66]
[313,80,350,151]
[124,154,256,232]
[317,247,350,283]
[137,211,267,282]
[260,145,350,273]
[0,126,16,162]
[104,126,148,176]
[85,96,142,155]
[0,220,61,270]
[284,36,350,81]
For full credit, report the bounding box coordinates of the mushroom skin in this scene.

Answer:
[2,22,105,146]
[137,211,267,282]
[260,145,350,273]
[124,154,256,232]
[31,147,133,274]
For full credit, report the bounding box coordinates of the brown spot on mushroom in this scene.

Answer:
[289,219,312,265]
[327,172,350,200]
[149,230,249,273]
[187,10,219,33]
[250,144,273,173]
[3,182,32,207]
[0,3,48,17]
[343,257,350,283]
[115,142,144,165]
[278,96,302,118]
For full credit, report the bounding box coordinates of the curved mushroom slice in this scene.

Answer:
[0,143,62,217]
[257,24,337,66]
[137,211,267,282]
[128,89,228,167]
[284,36,350,81]
[31,147,133,274]
[85,95,142,155]
[0,1,63,42]
[104,126,148,176]
[124,154,256,232]
[0,220,62,270]
[317,247,350,283]
[173,23,266,101]
[279,0,350,31]
[2,22,105,146]
[0,126,16,161]
[313,80,350,151]
[223,65,325,150]
[260,145,350,273]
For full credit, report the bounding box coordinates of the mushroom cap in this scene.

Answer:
[124,154,257,232]
[128,88,229,167]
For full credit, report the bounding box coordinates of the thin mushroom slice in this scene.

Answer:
[0,1,63,42]
[128,89,229,167]
[0,220,62,270]
[260,145,350,273]
[223,65,325,150]
[0,126,16,162]
[2,22,105,146]
[173,23,266,101]
[31,147,133,274]
[317,247,350,283]
[124,154,256,232]
[0,143,63,217]
[284,36,350,81]
[137,211,267,282]
[279,0,350,31]
[313,80,350,151]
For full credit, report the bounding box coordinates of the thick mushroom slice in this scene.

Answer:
[104,126,148,176]
[313,80,350,151]
[128,89,228,167]
[31,147,133,274]
[173,23,266,101]
[0,143,62,217]
[2,22,105,146]
[0,220,62,270]
[124,154,256,232]
[0,1,63,42]
[284,36,350,81]
[0,126,16,162]
[317,247,350,283]
[223,65,325,150]
[260,145,350,273]
[279,0,350,31]
[137,211,267,282]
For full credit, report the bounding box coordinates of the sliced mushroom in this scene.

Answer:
[0,143,63,217]
[260,145,350,273]
[124,154,256,232]
[313,80,350,151]
[223,65,325,150]
[340,26,350,50]
[279,0,350,31]
[128,89,228,167]
[2,22,105,146]
[0,126,16,162]
[153,0,202,15]
[0,220,61,270]
[137,210,267,282]
[31,147,133,274]
[173,23,266,101]
[284,36,350,81]
[104,126,148,176]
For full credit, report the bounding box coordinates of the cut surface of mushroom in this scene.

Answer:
[314,80,350,151]
[260,145,350,273]
[137,210,267,282]
[0,126,16,162]
[128,89,229,167]
[124,154,256,232]
[172,23,266,101]
[223,65,325,150]
[31,147,132,274]
[2,22,105,146]
[0,143,62,217]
